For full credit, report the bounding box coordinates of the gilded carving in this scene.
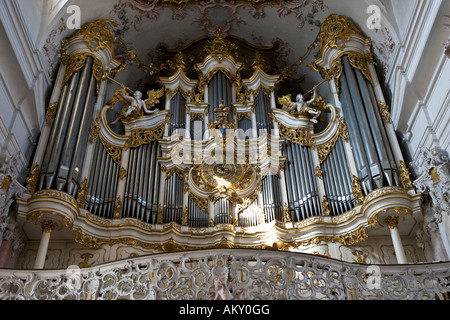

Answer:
[25,165,40,194]
[203,26,238,63]
[277,122,315,148]
[113,196,123,219]
[316,14,370,60]
[78,253,94,268]
[124,122,166,150]
[89,118,101,143]
[0,175,11,191]
[189,192,209,213]
[76,178,89,208]
[398,160,414,191]
[68,19,118,54]
[317,133,339,164]
[352,250,368,264]
[62,53,88,87]
[378,101,391,123]
[351,175,364,205]
[42,220,57,233]
[45,103,58,126]
[321,196,331,216]
[119,167,127,180]
[157,204,164,224]
[384,215,399,230]
[182,207,188,226]
[315,166,323,178]
[99,134,123,166]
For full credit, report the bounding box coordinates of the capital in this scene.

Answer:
[384,216,398,230]
[42,220,57,234]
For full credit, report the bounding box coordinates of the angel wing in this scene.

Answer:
[278,94,294,111]
[144,88,165,109]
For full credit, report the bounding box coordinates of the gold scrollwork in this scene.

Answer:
[282,203,291,222]
[236,190,259,214]
[89,118,100,143]
[378,101,391,123]
[321,196,331,216]
[68,19,118,54]
[237,112,252,121]
[157,204,164,224]
[352,250,368,264]
[398,160,414,191]
[317,14,370,61]
[351,175,364,205]
[165,167,185,181]
[45,103,58,126]
[78,253,94,268]
[99,134,123,166]
[203,26,238,63]
[330,52,374,96]
[62,53,105,96]
[317,133,339,164]
[124,122,166,150]
[76,178,89,208]
[384,215,399,230]
[113,196,123,219]
[317,117,348,163]
[25,165,40,194]
[181,207,188,226]
[119,167,127,180]
[315,166,323,178]
[190,113,205,121]
[189,192,209,213]
[277,122,315,148]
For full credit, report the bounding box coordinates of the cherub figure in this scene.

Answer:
[111,85,160,124]
[285,85,321,124]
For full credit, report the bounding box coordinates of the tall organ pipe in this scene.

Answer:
[86,140,100,212]
[41,68,81,190]
[339,56,399,193]
[56,58,93,193]
[208,72,232,122]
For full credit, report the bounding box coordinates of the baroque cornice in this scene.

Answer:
[16,185,422,252]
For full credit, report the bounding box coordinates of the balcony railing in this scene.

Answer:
[0,249,449,300]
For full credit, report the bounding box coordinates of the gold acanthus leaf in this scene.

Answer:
[144,88,165,109]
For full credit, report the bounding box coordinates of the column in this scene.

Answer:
[182,183,189,226]
[204,111,210,140]
[157,167,166,224]
[185,112,191,139]
[251,109,258,139]
[164,93,171,137]
[384,216,407,264]
[208,196,215,227]
[34,220,56,269]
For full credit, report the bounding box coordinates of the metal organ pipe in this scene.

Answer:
[57,58,93,192]
[365,75,399,187]
[339,70,372,193]
[68,66,98,196]
[86,140,100,212]
[101,149,113,218]
[42,68,81,190]
[335,139,354,210]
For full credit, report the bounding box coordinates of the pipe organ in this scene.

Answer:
[20,15,421,253]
